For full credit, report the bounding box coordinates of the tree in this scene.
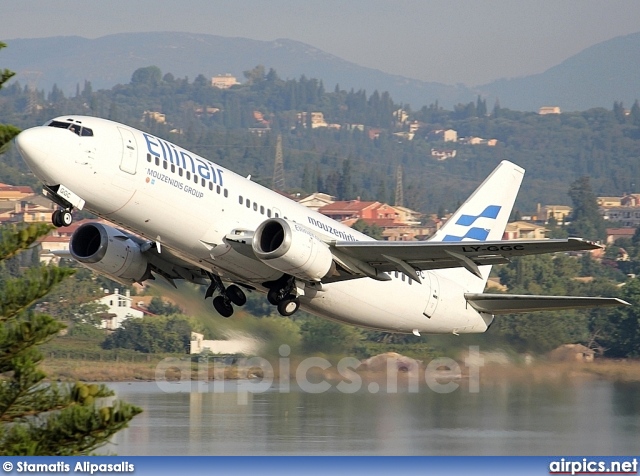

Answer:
[0,43,20,154]
[594,278,640,357]
[352,219,383,240]
[147,296,183,315]
[0,223,142,455]
[567,176,607,242]
[299,316,361,354]
[39,268,109,326]
[102,315,192,353]
[131,66,162,86]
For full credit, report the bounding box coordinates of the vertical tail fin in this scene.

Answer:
[429,161,525,292]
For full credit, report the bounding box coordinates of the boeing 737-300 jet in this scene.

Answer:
[13,116,628,335]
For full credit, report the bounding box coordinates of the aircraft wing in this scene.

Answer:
[465,293,629,314]
[331,238,599,281]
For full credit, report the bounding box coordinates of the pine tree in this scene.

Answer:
[0,223,142,455]
[567,176,607,242]
[0,45,141,455]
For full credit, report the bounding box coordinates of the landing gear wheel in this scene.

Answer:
[267,288,280,305]
[277,295,300,317]
[51,210,63,227]
[213,296,234,318]
[225,285,247,306]
[51,209,72,228]
[61,210,73,226]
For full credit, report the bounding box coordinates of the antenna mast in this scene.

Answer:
[272,134,285,191]
[395,164,404,207]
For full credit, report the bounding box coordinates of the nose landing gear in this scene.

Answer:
[51,209,73,228]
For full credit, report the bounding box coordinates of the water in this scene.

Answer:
[102,378,640,455]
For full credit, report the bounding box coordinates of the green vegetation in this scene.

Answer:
[102,315,192,353]
[0,224,142,456]
[1,63,640,213]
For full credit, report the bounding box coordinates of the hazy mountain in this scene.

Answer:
[3,31,639,111]
[2,32,472,109]
[478,31,640,111]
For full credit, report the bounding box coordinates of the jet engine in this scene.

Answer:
[69,222,149,283]
[252,218,335,281]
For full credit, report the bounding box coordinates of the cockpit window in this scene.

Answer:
[46,120,93,137]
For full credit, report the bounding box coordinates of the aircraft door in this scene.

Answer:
[423,272,439,318]
[118,127,138,175]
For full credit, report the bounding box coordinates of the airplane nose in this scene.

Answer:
[15,127,49,164]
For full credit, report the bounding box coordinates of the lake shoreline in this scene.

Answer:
[42,356,640,384]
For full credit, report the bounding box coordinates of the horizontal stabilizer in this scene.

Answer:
[465,293,629,314]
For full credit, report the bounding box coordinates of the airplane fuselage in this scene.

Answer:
[16,116,493,334]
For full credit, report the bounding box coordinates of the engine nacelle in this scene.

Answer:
[69,222,149,283]
[252,218,334,281]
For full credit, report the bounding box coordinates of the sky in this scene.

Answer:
[5,0,640,86]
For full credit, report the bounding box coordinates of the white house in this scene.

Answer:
[97,288,144,330]
[298,192,335,211]
[190,332,261,355]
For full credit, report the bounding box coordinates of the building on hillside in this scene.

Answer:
[211,74,239,89]
[538,106,561,115]
[598,196,622,208]
[621,194,640,207]
[430,149,457,161]
[142,111,166,124]
[0,183,34,201]
[318,200,400,223]
[393,108,409,124]
[606,227,636,245]
[602,207,640,227]
[428,129,458,142]
[190,332,260,355]
[393,132,415,141]
[96,288,144,330]
[296,112,328,129]
[298,192,335,211]
[503,221,548,240]
[391,206,423,226]
[408,121,422,134]
[381,223,438,241]
[540,204,572,224]
[11,203,55,224]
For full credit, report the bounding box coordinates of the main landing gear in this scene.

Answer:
[266,276,301,317]
[51,208,73,227]
[206,273,247,318]
[205,273,302,319]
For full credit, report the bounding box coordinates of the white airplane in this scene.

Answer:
[14,116,627,335]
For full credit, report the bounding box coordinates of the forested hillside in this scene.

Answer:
[3,63,640,357]
[1,65,640,217]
